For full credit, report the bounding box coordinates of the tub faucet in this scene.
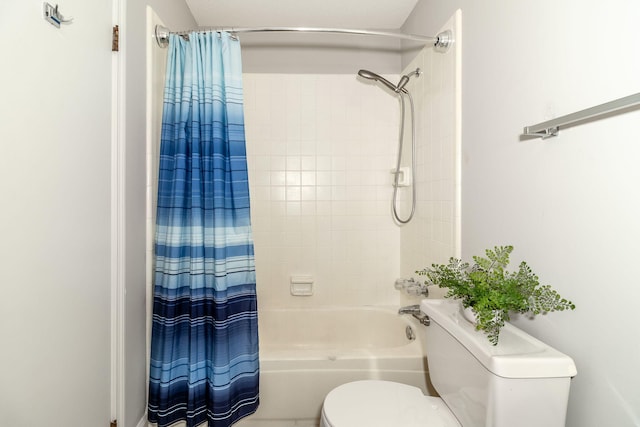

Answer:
[398,305,430,326]
[398,304,421,315]
[394,278,429,297]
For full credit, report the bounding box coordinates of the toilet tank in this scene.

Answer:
[420,299,577,427]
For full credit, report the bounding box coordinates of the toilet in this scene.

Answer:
[320,298,577,427]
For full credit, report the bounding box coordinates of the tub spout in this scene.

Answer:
[398,305,430,326]
[398,304,421,315]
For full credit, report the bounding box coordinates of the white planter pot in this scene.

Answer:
[461,306,477,323]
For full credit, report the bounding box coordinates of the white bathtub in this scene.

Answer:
[236,306,432,427]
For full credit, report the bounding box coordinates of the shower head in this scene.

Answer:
[358,69,399,93]
[357,68,421,94]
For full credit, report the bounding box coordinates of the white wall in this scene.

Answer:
[0,1,196,426]
[404,2,640,426]
[124,1,195,426]
[239,34,402,74]
[0,1,112,425]
[188,15,402,74]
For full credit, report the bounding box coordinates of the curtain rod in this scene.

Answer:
[154,25,453,50]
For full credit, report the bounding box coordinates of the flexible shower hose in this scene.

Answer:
[392,90,416,224]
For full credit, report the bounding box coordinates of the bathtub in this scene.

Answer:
[236,306,432,426]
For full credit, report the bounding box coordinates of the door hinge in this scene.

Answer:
[112,25,119,52]
[110,420,117,427]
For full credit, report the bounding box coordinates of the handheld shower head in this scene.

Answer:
[358,69,399,93]
[358,68,422,94]
[357,69,380,80]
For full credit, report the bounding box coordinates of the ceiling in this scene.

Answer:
[185,0,420,29]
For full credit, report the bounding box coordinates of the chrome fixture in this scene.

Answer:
[357,68,421,94]
[523,92,640,139]
[394,278,429,297]
[357,70,399,93]
[358,68,421,224]
[398,304,421,315]
[396,68,422,92]
[43,2,73,28]
[398,305,430,326]
[405,325,416,341]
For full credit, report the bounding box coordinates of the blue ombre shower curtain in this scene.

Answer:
[148,32,259,427]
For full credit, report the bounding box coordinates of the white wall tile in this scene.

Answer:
[245,74,404,308]
[244,61,457,309]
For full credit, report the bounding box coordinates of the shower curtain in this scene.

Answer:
[148,32,259,427]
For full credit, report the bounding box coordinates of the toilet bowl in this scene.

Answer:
[320,380,460,427]
[320,299,577,427]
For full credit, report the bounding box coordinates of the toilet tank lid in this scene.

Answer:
[420,299,578,379]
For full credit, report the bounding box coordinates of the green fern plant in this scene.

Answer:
[416,246,575,345]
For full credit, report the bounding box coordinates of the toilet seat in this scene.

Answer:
[321,380,461,427]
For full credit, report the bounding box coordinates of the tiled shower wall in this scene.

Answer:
[243,74,404,308]
[243,15,459,310]
[243,20,460,309]
[400,12,461,294]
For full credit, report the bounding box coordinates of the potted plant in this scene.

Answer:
[416,246,575,345]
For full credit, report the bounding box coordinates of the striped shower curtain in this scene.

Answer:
[148,32,259,427]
